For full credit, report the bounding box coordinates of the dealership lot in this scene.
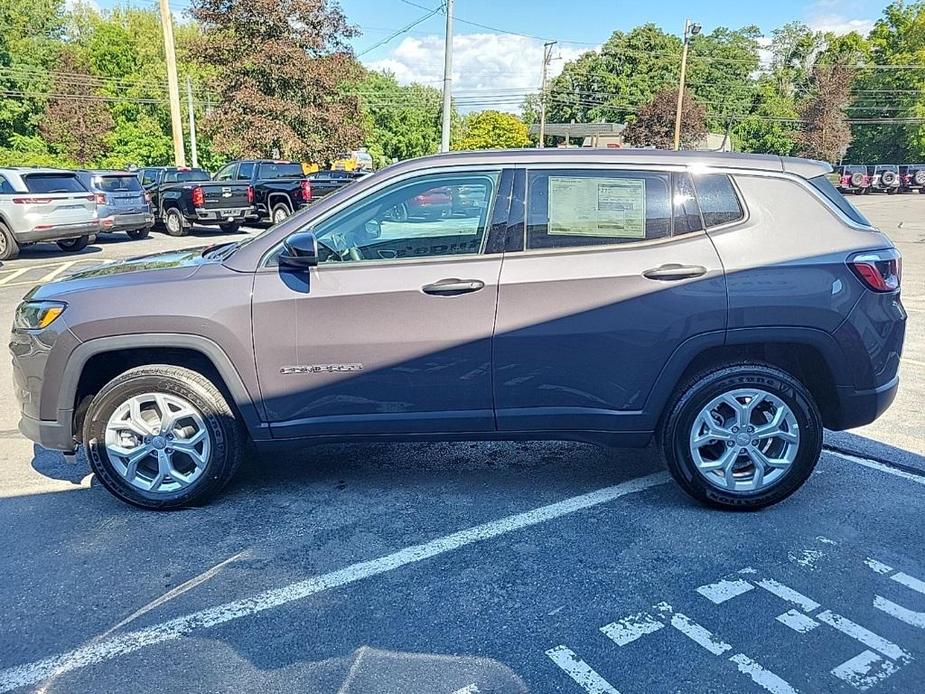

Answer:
[0,198,922,692]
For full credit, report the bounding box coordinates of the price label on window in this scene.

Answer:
[548,176,646,238]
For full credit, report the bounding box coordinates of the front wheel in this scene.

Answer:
[660,364,822,510]
[83,365,245,509]
[56,236,89,253]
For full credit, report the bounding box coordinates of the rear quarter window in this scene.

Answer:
[23,174,86,194]
[808,175,872,227]
[692,174,744,227]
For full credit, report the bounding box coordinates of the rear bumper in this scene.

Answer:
[829,375,900,431]
[18,221,99,243]
[99,212,154,233]
[193,207,254,224]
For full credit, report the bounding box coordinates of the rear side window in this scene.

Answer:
[257,162,304,179]
[673,172,703,235]
[808,175,872,227]
[692,174,744,227]
[526,169,671,250]
[23,174,85,194]
[96,175,142,193]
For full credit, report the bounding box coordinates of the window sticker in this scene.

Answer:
[547,176,646,238]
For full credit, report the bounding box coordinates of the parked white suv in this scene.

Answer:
[0,168,98,260]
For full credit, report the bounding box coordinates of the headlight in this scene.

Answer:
[14,301,67,330]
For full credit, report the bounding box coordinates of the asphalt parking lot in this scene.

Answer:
[0,200,923,693]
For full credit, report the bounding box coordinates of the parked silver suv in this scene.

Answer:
[0,168,98,259]
[11,150,905,511]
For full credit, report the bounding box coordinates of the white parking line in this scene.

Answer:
[0,268,29,286]
[545,646,620,694]
[827,450,925,487]
[0,472,669,693]
[36,261,77,283]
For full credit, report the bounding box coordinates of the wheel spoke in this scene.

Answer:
[699,444,739,472]
[129,399,156,436]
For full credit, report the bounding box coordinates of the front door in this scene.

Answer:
[493,166,727,432]
[252,169,508,438]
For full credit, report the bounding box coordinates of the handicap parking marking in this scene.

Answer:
[547,535,924,694]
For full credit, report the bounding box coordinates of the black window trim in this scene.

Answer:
[690,172,747,231]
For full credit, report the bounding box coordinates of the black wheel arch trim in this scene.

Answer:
[57,333,270,442]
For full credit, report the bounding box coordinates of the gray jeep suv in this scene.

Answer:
[10,150,905,510]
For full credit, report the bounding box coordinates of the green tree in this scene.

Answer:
[190,0,364,163]
[358,70,442,166]
[453,110,530,150]
[732,78,799,155]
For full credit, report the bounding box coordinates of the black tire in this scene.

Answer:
[0,222,20,260]
[83,365,245,510]
[56,236,90,253]
[164,208,188,237]
[270,203,291,225]
[660,363,823,511]
[126,227,150,240]
[219,221,241,233]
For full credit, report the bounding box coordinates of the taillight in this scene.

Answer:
[95,192,107,205]
[12,197,52,205]
[247,185,254,204]
[849,249,902,293]
[300,179,312,202]
[191,186,204,207]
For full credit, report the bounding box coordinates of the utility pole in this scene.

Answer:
[538,41,557,148]
[673,19,700,151]
[159,0,186,166]
[440,0,454,153]
[186,76,198,169]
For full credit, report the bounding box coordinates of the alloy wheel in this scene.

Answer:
[104,392,211,493]
[688,388,800,493]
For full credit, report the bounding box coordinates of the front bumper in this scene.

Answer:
[18,412,76,452]
[99,212,154,233]
[18,221,99,243]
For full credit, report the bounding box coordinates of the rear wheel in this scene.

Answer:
[83,365,245,510]
[126,227,150,240]
[164,208,188,237]
[219,221,241,233]
[0,222,20,260]
[661,363,822,510]
[56,236,89,253]
[271,203,291,224]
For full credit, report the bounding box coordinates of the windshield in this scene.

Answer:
[808,175,872,227]
[163,169,210,183]
[96,175,143,193]
[257,162,304,179]
[24,173,86,193]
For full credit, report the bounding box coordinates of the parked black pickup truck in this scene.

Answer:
[214,160,313,225]
[136,166,254,236]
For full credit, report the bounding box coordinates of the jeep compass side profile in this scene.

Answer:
[10,150,905,510]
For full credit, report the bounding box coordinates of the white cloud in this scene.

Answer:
[807,15,876,36]
[366,33,589,113]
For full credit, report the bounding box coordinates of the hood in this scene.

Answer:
[26,246,219,300]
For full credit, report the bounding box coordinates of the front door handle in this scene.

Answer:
[422,278,485,296]
[642,264,708,281]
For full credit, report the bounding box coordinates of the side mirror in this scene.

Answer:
[280,232,319,269]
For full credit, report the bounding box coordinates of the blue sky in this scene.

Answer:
[91,0,893,106]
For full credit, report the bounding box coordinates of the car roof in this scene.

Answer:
[381,149,832,179]
[0,167,78,176]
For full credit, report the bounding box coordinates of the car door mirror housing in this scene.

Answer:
[280,232,319,268]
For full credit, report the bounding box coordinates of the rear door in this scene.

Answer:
[493,166,727,432]
[20,173,95,228]
[251,168,510,438]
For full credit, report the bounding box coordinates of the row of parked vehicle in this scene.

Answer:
[833,163,925,195]
[0,160,368,260]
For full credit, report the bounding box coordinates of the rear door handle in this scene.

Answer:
[642,264,708,281]
[422,278,485,296]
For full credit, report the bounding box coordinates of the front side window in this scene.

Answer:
[141,169,157,186]
[526,169,671,250]
[214,164,236,181]
[306,171,499,264]
[692,174,745,227]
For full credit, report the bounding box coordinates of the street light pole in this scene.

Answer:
[673,19,700,151]
[159,0,186,166]
[440,0,454,153]
[538,41,557,148]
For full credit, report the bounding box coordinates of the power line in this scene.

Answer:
[356,2,444,57]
